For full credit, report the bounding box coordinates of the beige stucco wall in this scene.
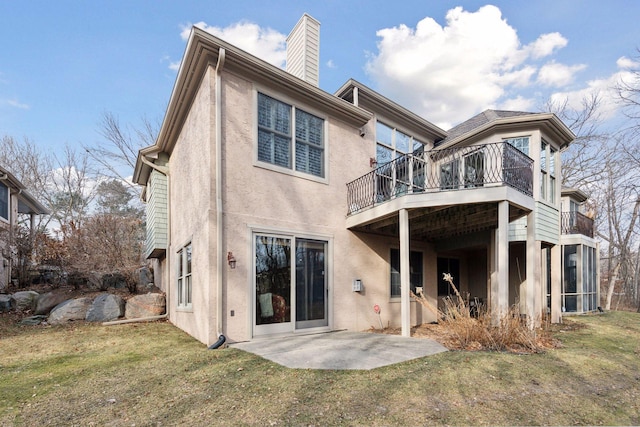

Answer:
[165,66,216,345]
[214,70,442,342]
[159,62,570,345]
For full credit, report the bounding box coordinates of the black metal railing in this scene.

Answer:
[347,142,533,215]
[561,211,594,237]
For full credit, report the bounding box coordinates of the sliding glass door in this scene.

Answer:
[254,234,328,336]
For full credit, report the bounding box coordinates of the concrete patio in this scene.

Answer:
[230,331,448,370]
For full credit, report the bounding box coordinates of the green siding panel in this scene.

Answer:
[145,171,168,258]
[535,202,559,244]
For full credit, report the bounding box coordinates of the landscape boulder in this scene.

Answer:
[85,293,125,322]
[13,290,40,311]
[0,294,15,312]
[137,267,154,292]
[35,292,68,315]
[125,293,166,319]
[48,297,93,325]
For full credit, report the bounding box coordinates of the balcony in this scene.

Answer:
[561,211,595,238]
[347,142,534,215]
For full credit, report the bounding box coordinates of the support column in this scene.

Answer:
[526,211,541,327]
[551,244,562,323]
[491,201,509,323]
[399,208,410,337]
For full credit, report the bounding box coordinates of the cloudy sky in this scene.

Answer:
[1,0,639,154]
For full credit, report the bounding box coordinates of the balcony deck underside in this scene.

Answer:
[346,186,532,242]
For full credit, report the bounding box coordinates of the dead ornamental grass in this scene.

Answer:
[410,273,556,353]
[1,309,640,425]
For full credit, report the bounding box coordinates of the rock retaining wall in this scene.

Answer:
[0,290,166,325]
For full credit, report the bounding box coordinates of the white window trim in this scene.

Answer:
[503,135,531,156]
[375,120,426,163]
[176,242,193,311]
[540,139,559,207]
[253,88,330,185]
[247,224,334,336]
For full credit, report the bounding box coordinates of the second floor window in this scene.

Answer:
[257,93,325,178]
[540,140,557,204]
[504,136,530,156]
[376,121,423,165]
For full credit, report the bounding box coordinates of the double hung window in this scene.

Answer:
[390,248,423,298]
[177,243,192,309]
[257,93,325,178]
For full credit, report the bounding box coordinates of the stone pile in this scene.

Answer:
[0,290,166,325]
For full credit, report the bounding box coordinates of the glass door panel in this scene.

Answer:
[255,235,292,335]
[295,239,328,329]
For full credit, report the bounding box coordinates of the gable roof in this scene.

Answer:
[0,164,49,215]
[335,79,448,142]
[134,27,372,185]
[440,109,575,149]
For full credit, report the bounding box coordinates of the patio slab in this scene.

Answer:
[230,331,448,370]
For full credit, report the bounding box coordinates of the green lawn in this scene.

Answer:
[1,311,639,426]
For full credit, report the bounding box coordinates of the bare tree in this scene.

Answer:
[592,136,640,310]
[542,93,609,189]
[0,135,54,229]
[616,51,640,137]
[45,146,95,232]
[84,112,159,191]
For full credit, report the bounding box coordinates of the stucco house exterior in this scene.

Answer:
[133,15,599,346]
[0,164,49,289]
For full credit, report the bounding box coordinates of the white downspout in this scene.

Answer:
[215,48,226,341]
[104,155,170,326]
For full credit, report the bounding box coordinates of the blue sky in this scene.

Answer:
[1,1,639,157]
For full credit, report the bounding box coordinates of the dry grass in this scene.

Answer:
[410,274,554,353]
[1,311,640,426]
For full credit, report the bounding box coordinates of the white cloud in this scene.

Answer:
[537,61,587,87]
[549,66,634,121]
[4,98,29,109]
[499,95,536,112]
[178,20,287,68]
[617,56,640,69]
[326,59,336,69]
[364,5,581,128]
[525,32,567,59]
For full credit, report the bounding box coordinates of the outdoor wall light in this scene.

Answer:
[369,157,378,168]
[227,252,237,269]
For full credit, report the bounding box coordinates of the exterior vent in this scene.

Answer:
[286,14,320,87]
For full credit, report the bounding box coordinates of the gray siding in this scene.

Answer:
[509,217,527,242]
